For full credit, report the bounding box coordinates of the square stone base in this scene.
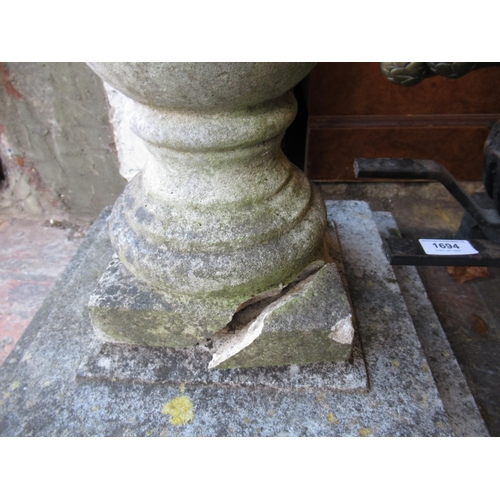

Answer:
[88,226,356,368]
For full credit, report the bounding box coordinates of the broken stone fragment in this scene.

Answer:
[209,263,354,369]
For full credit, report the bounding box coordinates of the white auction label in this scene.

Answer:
[419,239,479,256]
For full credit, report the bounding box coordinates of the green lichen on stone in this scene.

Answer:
[216,333,351,369]
[89,256,246,347]
[327,413,339,425]
[162,395,194,425]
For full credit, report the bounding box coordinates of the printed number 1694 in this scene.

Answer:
[433,243,460,249]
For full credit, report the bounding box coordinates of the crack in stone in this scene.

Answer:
[209,268,321,369]
[213,259,325,337]
[207,229,354,369]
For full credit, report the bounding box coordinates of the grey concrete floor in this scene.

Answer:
[1,181,498,435]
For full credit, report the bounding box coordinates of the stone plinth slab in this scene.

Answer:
[0,201,485,436]
[78,335,367,392]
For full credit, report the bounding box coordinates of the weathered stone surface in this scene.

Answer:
[89,255,241,347]
[88,226,355,356]
[87,63,327,348]
[1,201,477,436]
[78,333,368,392]
[88,217,356,363]
[110,174,326,299]
[103,83,147,181]
[88,241,352,355]
[209,263,354,369]
[87,63,315,110]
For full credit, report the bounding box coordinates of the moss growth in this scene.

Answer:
[389,228,402,239]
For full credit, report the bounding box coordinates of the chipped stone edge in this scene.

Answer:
[209,272,317,369]
[329,314,354,344]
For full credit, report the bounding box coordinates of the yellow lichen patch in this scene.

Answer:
[91,406,100,412]
[10,381,20,390]
[179,383,186,393]
[162,395,194,425]
[391,360,400,368]
[359,427,371,437]
[327,413,339,425]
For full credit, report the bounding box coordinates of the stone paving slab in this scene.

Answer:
[0,201,461,436]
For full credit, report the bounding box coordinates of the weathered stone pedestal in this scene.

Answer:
[86,63,354,369]
[0,201,488,436]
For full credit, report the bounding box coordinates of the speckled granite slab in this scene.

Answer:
[0,201,468,436]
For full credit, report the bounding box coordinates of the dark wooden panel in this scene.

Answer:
[307,127,490,181]
[309,114,500,129]
[309,63,500,117]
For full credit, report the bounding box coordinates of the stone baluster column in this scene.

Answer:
[88,63,354,368]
